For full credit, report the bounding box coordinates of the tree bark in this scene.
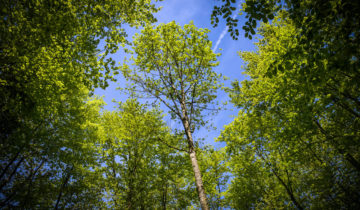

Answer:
[189,149,209,210]
[182,116,209,210]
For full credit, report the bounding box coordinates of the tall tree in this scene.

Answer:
[219,11,360,208]
[121,21,223,209]
[212,1,359,208]
[0,0,160,208]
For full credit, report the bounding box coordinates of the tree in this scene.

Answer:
[0,95,107,208]
[121,21,223,209]
[100,99,196,209]
[198,146,230,209]
[0,0,160,145]
[0,0,160,208]
[211,1,359,208]
[219,11,360,208]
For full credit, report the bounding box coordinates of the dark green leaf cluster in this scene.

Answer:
[211,0,240,39]
[211,0,278,39]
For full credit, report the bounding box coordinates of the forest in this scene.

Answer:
[0,0,359,209]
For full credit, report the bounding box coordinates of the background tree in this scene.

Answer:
[0,95,106,208]
[212,0,359,208]
[121,21,223,209]
[198,146,230,209]
[100,99,196,209]
[100,99,180,208]
[0,0,160,208]
[219,11,360,209]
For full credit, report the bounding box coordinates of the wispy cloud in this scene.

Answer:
[212,2,241,52]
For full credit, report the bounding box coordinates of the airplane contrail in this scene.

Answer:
[213,2,242,53]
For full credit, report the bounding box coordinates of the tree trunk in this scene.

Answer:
[182,117,209,210]
[189,149,209,210]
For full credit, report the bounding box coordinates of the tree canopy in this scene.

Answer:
[1,0,359,209]
[0,0,160,208]
[218,9,360,210]
[121,21,223,210]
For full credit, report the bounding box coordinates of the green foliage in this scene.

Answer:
[121,21,224,209]
[0,95,107,208]
[122,21,222,129]
[0,0,160,208]
[219,11,360,209]
[198,146,230,209]
[211,0,360,43]
[211,0,241,39]
[100,99,195,209]
[0,0,160,157]
[211,0,279,39]
[2,0,358,208]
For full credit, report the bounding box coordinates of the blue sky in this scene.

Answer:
[95,0,255,148]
